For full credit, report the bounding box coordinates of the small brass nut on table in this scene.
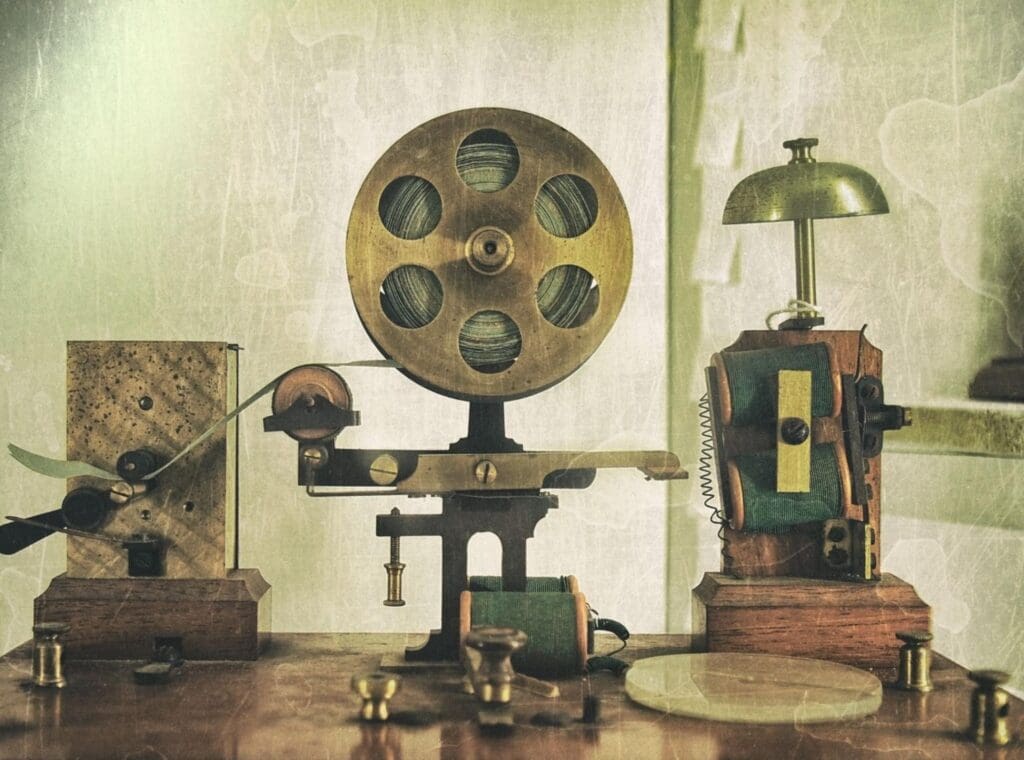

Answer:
[351,672,401,722]
[894,630,933,692]
[967,669,1012,746]
[32,622,70,688]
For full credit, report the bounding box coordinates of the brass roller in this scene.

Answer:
[346,108,633,403]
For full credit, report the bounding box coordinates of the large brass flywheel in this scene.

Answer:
[346,108,633,402]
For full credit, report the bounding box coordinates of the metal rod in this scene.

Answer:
[793,218,817,315]
[4,515,122,545]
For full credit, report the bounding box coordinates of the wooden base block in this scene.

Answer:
[692,572,930,669]
[34,569,270,660]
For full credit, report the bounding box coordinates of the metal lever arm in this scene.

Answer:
[0,510,65,554]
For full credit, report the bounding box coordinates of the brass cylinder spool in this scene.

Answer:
[32,623,69,688]
[968,670,1012,746]
[346,108,633,403]
[894,631,933,693]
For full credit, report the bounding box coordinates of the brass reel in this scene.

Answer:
[346,108,633,403]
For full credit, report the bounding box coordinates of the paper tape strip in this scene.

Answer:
[7,359,398,482]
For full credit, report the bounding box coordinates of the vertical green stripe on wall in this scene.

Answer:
[666,0,705,633]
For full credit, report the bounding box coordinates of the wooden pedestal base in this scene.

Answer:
[34,569,271,660]
[692,572,930,669]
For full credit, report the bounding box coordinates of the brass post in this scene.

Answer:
[967,670,1011,746]
[464,626,528,705]
[894,631,933,692]
[785,138,819,320]
[32,623,70,688]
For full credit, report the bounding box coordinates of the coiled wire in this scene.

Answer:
[534,174,598,238]
[698,393,733,570]
[458,310,521,373]
[456,130,520,192]
[537,265,597,328]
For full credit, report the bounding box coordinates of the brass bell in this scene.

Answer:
[723,138,889,328]
[351,672,401,722]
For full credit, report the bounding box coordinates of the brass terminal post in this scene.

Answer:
[967,669,1012,746]
[464,626,528,705]
[383,507,405,607]
[894,630,933,692]
[32,622,70,688]
[351,672,401,722]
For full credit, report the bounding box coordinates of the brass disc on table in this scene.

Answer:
[271,365,353,441]
[346,108,633,402]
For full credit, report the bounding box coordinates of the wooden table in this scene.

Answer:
[1,634,1020,759]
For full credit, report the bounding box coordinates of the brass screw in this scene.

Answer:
[369,454,400,486]
[109,481,134,505]
[351,672,401,722]
[383,508,405,607]
[474,460,497,485]
[967,669,1012,746]
[894,631,933,692]
[32,622,70,688]
[301,446,327,469]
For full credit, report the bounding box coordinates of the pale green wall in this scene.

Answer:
[0,1,670,649]
[2,0,1021,698]
[669,0,1024,692]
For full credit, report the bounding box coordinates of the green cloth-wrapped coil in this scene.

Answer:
[733,444,844,533]
[720,343,833,426]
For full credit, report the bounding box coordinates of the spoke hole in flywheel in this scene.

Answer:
[459,311,522,373]
[380,265,444,328]
[537,265,600,328]
[378,176,442,239]
[534,174,598,238]
[456,129,520,192]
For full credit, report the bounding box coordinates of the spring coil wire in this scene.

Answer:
[377,137,599,372]
[698,393,733,570]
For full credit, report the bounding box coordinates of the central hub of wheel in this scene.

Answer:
[465,226,514,275]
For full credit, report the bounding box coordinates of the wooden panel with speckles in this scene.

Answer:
[65,341,236,579]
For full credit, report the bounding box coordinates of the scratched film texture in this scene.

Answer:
[0,0,1022,698]
[0,1,669,649]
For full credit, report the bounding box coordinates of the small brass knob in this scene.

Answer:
[351,672,401,722]
[894,630,933,692]
[967,669,1012,746]
[464,626,527,704]
[32,622,70,688]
